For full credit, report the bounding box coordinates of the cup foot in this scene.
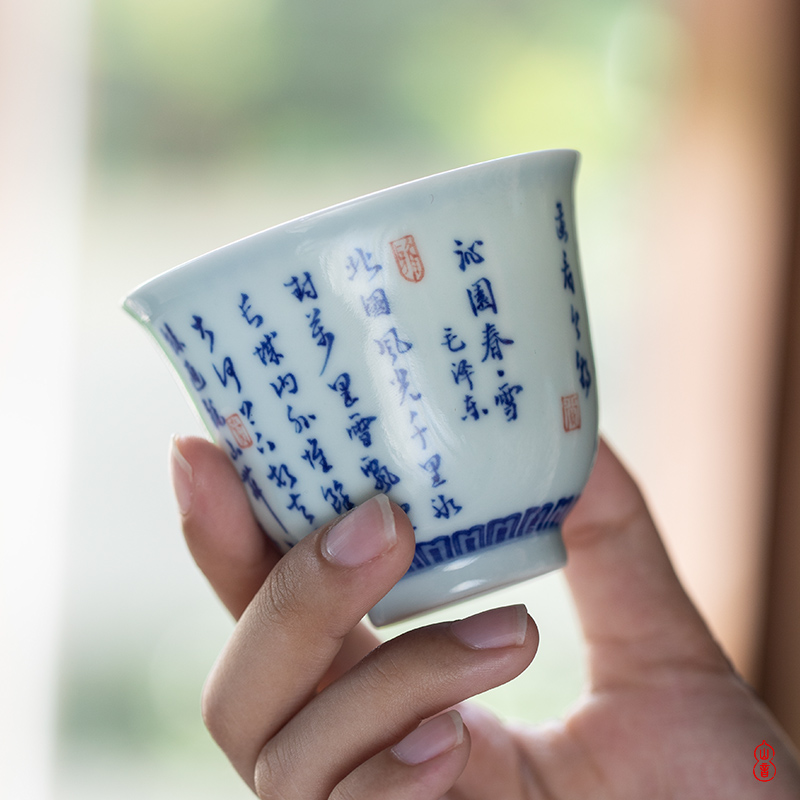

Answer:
[368,529,567,626]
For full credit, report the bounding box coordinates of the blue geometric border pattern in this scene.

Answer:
[406,494,579,574]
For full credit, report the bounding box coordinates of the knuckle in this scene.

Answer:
[357,647,415,700]
[329,780,360,800]
[199,671,230,748]
[251,557,306,630]
[254,742,304,800]
[249,550,353,643]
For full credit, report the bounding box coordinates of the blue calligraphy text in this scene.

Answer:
[454,239,485,271]
[267,463,298,489]
[239,400,254,423]
[555,201,569,242]
[360,457,401,492]
[284,272,318,302]
[442,327,466,352]
[254,431,276,453]
[431,494,462,519]
[240,465,288,535]
[495,382,523,421]
[576,351,592,398]
[287,405,316,433]
[287,493,315,525]
[461,394,487,421]
[214,356,242,393]
[239,293,264,327]
[467,278,497,316]
[306,308,334,375]
[451,359,475,391]
[361,288,392,317]
[481,323,514,362]
[202,398,226,429]
[561,251,575,294]
[346,248,382,281]
[225,438,243,461]
[571,305,581,340]
[191,316,215,352]
[347,412,377,447]
[254,332,284,367]
[321,480,354,515]
[391,367,422,405]
[420,453,446,488]
[161,323,185,355]
[302,438,333,473]
[184,360,206,391]
[328,372,359,407]
[375,327,413,364]
[410,417,429,450]
[271,372,298,398]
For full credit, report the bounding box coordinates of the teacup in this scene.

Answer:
[125,150,598,626]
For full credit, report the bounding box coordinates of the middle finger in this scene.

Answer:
[255,605,538,799]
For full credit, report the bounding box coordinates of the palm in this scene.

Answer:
[448,670,762,799]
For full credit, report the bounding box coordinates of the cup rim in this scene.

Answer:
[123,148,580,321]
[275,147,579,231]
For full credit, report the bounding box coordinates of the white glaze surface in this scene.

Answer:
[125,150,598,625]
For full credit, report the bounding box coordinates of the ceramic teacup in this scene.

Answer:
[125,150,598,626]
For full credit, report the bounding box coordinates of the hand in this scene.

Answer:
[170,436,800,798]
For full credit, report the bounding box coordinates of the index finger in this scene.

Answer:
[201,493,417,787]
[171,434,384,682]
[170,435,281,619]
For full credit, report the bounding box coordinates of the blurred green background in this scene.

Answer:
[92,0,674,165]
[56,0,683,796]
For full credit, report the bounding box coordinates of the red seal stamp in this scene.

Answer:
[561,393,581,432]
[390,235,425,282]
[754,740,776,781]
[226,413,253,449]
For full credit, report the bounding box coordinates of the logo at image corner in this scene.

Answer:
[754,740,776,782]
[390,234,425,283]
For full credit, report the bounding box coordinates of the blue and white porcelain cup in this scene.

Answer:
[125,150,598,626]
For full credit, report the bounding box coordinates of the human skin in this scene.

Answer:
[170,436,800,798]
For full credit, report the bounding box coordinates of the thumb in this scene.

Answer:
[561,438,730,688]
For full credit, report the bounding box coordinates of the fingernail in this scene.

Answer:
[170,435,193,516]
[450,605,528,650]
[391,711,464,765]
[322,494,396,567]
